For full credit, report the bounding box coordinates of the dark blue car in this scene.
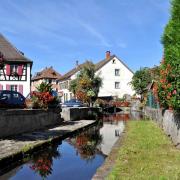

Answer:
[62,99,84,107]
[0,90,25,108]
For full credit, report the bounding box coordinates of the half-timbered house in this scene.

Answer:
[0,34,33,97]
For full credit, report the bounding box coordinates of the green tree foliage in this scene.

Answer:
[131,67,152,96]
[69,61,102,105]
[158,0,180,110]
[69,79,77,95]
[36,82,53,93]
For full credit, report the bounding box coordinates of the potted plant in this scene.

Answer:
[25,98,34,109]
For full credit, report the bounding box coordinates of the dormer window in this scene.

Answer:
[52,72,56,76]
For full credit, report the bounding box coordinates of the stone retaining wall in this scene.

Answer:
[61,107,99,121]
[0,109,62,138]
[144,107,180,147]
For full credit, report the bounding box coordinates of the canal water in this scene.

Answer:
[0,112,141,180]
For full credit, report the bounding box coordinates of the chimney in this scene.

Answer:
[106,51,111,59]
[76,60,79,67]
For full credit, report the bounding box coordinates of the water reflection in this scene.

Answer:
[66,124,104,161]
[94,113,126,155]
[102,113,130,123]
[0,112,141,180]
[29,144,60,179]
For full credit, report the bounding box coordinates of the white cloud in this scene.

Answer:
[0,0,112,48]
[117,42,127,48]
[77,20,111,47]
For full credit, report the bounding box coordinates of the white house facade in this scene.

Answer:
[59,51,134,102]
[0,34,33,97]
[96,55,134,98]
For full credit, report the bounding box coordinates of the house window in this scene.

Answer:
[60,83,65,89]
[10,65,18,74]
[115,69,120,76]
[112,59,116,64]
[10,85,18,92]
[70,93,73,99]
[115,82,120,89]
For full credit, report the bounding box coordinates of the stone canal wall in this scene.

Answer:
[0,109,62,138]
[144,107,180,147]
[61,107,99,121]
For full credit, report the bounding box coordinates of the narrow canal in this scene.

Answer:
[0,112,142,180]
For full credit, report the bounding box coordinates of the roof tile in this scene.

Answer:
[32,67,61,81]
[0,34,32,63]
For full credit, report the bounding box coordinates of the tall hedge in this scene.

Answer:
[158,0,180,110]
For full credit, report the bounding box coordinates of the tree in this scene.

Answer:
[69,61,102,106]
[158,0,180,110]
[69,79,77,95]
[130,67,152,100]
[36,82,53,93]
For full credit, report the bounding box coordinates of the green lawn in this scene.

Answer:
[108,120,180,180]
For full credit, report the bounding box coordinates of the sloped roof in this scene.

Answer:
[32,67,61,81]
[0,34,32,63]
[95,55,134,74]
[59,54,134,81]
[95,55,115,71]
[59,61,91,81]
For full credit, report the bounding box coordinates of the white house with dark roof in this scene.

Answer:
[59,51,134,102]
[0,34,33,97]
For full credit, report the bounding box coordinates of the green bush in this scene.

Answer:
[158,0,180,110]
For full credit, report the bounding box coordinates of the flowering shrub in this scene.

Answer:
[75,90,90,103]
[158,59,179,110]
[112,101,130,107]
[159,0,180,110]
[94,98,130,108]
[94,99,108,107]
[31,91,55,109]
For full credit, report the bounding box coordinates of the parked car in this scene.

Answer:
[62,99,84,107]
[0,90,25,108]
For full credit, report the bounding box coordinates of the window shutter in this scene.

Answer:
[6,84,10,90]
[6,64,10,76]
[19,85,23,95]
[18,65,23,76]
[0,84,3,90]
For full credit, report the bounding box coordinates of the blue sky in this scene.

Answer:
[0,0,170,75]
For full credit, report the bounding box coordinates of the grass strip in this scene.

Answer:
[108,120,180,180]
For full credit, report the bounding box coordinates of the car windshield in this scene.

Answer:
[63,99,82,104]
